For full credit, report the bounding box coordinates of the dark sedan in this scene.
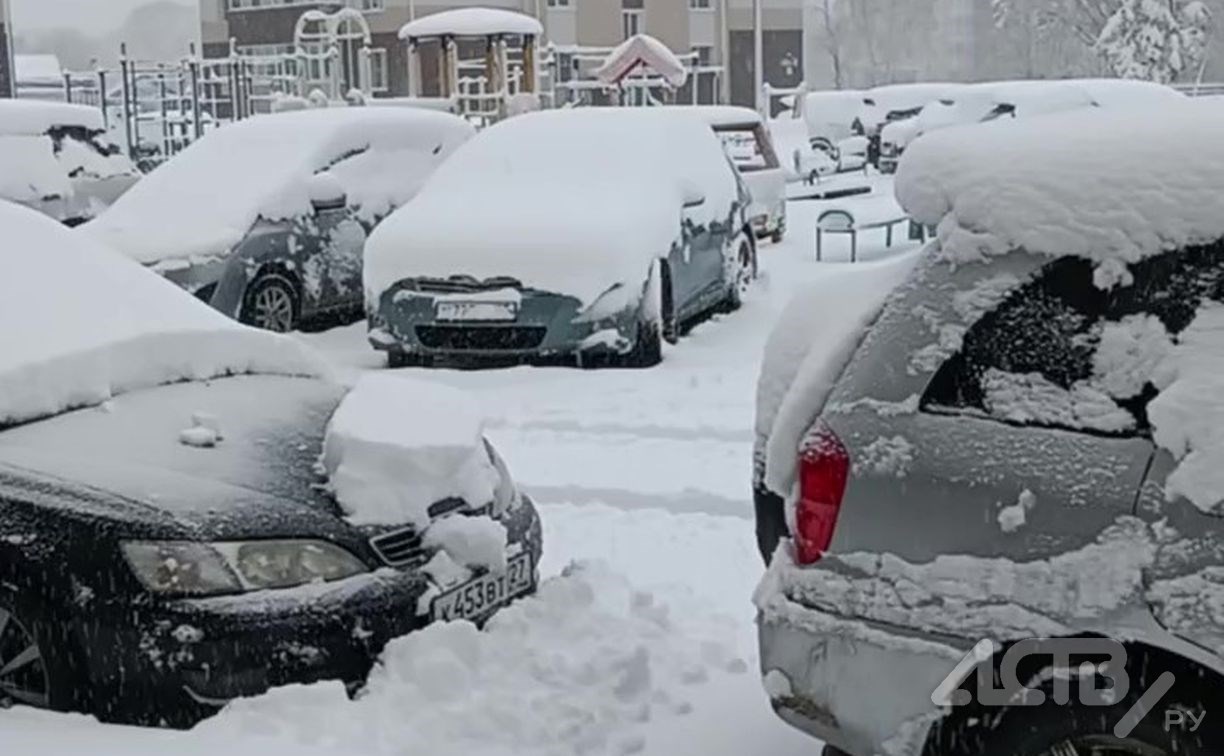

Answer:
[0,203,541,726]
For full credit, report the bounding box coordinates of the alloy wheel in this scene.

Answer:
[252,284,295,333]
[0,607,50,709]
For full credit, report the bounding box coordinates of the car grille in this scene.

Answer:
[416,276,524,294]
[416,325,547,351]
[368,500,488,568]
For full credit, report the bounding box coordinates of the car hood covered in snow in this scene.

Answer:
[364,108,738,308]
[85,107,474,266]
[0,203,326,430]
[0,375,346,535]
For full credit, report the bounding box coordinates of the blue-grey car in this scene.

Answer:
[85,107,474,332]
[364,108,757,368]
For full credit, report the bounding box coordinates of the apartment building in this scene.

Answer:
[201,0,807,106]
[0,0,13,98]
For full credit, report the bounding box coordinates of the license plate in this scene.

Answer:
[435,300,517,322]
[431,554,534,622]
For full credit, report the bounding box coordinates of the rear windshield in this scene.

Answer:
[713,124,780,173]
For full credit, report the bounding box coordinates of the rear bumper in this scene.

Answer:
[754,553,966,756]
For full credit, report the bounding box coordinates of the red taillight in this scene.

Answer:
[794,422,851,565]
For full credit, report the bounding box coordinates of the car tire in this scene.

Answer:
[822,747,856,756]
[0,594,77,714]
[617,318,663,369]
[724,234,756,312]
[240,275,300,333]
[771,229,785,244]
[930,654,1214,756]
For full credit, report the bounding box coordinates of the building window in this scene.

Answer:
[692,45,712,66]
[622,0,644,39]
[689,0,712,8]
[547,0,571,6]
[368,48,388,92]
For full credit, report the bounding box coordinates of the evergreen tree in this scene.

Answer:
[1096,0,1212,82]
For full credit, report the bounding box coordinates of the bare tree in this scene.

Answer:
[811,0,846,89]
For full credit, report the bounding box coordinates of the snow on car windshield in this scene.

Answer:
[0,100,107,136]
[0,202,325,429]
[364,109,738,309]
[85,107,473,266]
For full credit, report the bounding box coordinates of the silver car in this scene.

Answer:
[754,234,1224,754]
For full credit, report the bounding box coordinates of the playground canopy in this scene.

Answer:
[398,8,543,40]
[595,34,688,89]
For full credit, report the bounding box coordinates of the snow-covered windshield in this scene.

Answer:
[0,202,326,430]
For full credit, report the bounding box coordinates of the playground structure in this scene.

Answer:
[50,7,727,170]
[400,8,544,127]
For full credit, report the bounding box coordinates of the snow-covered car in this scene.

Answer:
[0,202,541,726]
[753,101,1224,755]
[364,108,756,369]
[876,79,1184,173]
[0,100,140,226]
[85,107,475,333]
[680,106,786,242]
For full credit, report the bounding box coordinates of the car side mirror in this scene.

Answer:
[308,172,347,213]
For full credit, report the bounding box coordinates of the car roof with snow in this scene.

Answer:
[896,96,1220,270]
[0,100,107,136]
[659,105,763,128]
[363,107,739,309]
[0,202,325,430]
[84,106,475,266]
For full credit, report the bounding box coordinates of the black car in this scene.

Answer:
[0,204,541,727]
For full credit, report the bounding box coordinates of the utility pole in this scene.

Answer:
[409,0,416,21]
[719,0,730,104]
[753,0,764,113]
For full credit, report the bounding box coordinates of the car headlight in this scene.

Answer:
[122,540,368,597]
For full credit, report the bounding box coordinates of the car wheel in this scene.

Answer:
[617,318,663,369]
[724,235,756,311]
[241,275,299,333]
[0,598,69,713]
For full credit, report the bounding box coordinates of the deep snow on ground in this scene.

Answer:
[1,184,917,755]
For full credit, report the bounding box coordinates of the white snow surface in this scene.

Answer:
[423,515,509,573]
[0,203,326,429]
[364,109,737,309]
[0,100,106,135]
[322,372,500,527]
[0,135,70,202]
[1149,304,1224,512]
[85,107,474,265]
[596,34,689,88]
[398,7,543,39]
[757,248,923,496]
[895,98,1223,267]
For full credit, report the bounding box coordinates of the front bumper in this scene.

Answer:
[755,551,966,756]
[370,285,639,362]
[82,497,543,726]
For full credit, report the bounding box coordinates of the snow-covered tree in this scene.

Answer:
[1096,0,1212,82]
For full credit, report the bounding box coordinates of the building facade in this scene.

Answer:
[0,0,13,98]
[199,0,807,107]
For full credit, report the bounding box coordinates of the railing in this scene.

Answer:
[1173,82,1224,97]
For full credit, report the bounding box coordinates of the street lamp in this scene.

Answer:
[753,0,763,113]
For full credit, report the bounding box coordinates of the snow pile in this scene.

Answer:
[365,109,737,309]
[762,516,1158,640]
[1149,304,1224,512]
[398,7,542,39]
[0,100,106,136]
[895,98,1220,268]
[0,135,70,202]
[0,203,326,429]
[997,489,1037,533]
[423,515,508,572]
[200,563,745,756]
[757,250,923,495]
[321,373,500,527]
[596,34,689,88]
[86,108,474,265]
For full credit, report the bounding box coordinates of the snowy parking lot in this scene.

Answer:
[0,186,916,755]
